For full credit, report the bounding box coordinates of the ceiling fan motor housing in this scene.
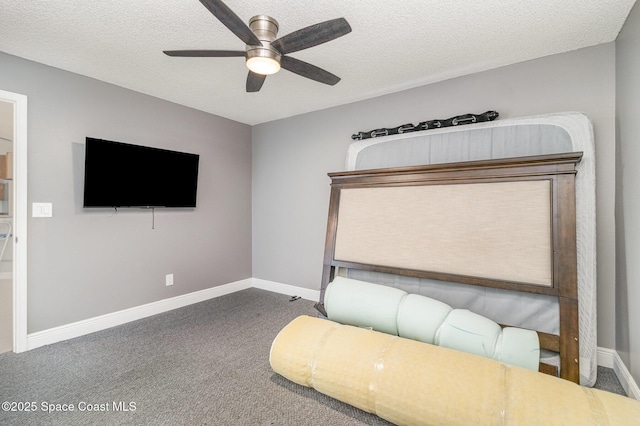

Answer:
[246,15,281,72]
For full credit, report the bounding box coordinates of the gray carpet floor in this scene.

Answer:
[0,288,628,425]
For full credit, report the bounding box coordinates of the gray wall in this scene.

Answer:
[0,52,252,333]
[253,43,617,348]
[616,2,640,384]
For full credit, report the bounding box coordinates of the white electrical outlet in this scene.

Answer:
[166,274,174,286]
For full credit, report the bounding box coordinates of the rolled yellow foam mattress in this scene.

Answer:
[270,315,640,425]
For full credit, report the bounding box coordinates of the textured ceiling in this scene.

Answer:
[0,0,636,125]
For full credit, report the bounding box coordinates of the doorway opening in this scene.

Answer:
[0,90,27,353]
[0,100,13,353]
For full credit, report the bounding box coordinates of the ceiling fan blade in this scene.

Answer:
[280,56,340,86]
[199,0,262,46]
[163,50,245,57]
[272,17,351,55]
[246,71,266,92]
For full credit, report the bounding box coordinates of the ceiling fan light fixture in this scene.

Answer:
[246,56,280,75]
[246,15,281,75]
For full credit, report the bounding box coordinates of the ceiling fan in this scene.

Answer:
[164,0,352,93]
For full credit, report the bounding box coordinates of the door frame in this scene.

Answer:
[0,89,28,353]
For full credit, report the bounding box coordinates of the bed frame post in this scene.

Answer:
[556,172,580,383]
[315,185,341,316]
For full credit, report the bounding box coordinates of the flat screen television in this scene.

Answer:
[83,137,200,208]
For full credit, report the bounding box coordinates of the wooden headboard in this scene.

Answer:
[316,152,583,383]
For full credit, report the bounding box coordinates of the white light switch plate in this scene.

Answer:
[33,202,53,218]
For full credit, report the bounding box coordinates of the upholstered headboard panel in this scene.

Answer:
[334,181,553,286]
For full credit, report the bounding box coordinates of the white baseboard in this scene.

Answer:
[597,346,616,368]
[26,278,252,351]
[25,278,318,351]
[251,278,320,301]
[598,347,640,400]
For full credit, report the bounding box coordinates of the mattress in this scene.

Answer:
[344,112,597,386]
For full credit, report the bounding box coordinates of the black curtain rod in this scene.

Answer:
[351,111,499,141]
